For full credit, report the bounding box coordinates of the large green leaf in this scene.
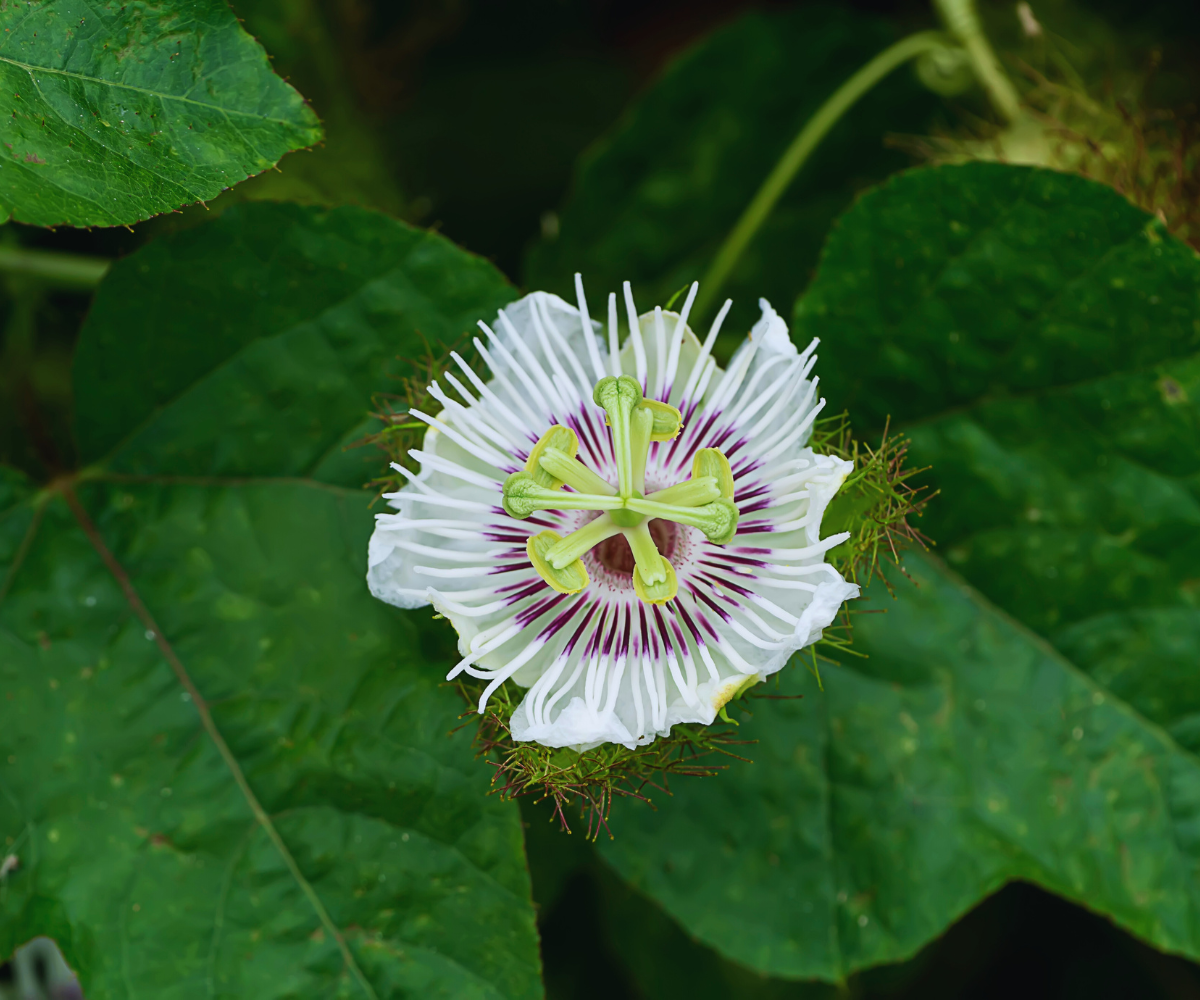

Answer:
[799,163,1200,755]
[0,204,542,998]
[602,552,1200,979]
[0,0,322,227]
[598,164,1200,980]
[523,6,938,334]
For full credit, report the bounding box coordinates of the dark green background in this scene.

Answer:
[3,1,1200,998]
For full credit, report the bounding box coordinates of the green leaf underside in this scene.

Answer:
[1,204,541,998]
[523,6,937,333]
[599,164,1200,981]
[0,0,322,227]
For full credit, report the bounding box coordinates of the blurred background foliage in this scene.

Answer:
[3,0,1200,996]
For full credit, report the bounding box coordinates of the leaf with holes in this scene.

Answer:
[597,164,1200,980]
[0,0,321,227]
[0,202,544,999]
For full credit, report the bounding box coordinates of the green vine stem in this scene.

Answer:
[695,30,951,317]
[0,245,110,288]
[934,0,1021,124]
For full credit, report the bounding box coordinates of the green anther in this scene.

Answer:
[527,531,589,594]
[627,521,677,604]
[502,471,624,519]
[626,496,739,545]
[634,558,678,605]
[647,475,720,508]
[546,515,622,570]
[692,447,735,500]
[538,446,616,496]
[593,375,642,496]
[525,425,578,489]
[640,399,683,441]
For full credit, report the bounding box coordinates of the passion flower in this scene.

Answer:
[367,277,858,749]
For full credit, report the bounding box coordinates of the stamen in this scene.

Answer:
[525,425,579,488]
[629,404,653,496]
[502,472,624,519]
[692,448,735,499]
[640,399,683,441]
[545,515,622,569]
[628,522,677,605]
[593,375,642,496]
[646,475,720,507]
[626,497,738,544]
[528,531,589,594]
[537,447,617,496]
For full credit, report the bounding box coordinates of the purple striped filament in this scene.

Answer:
[367,276,859,750]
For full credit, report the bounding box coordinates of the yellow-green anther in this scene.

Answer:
[634,559,677,605]
[593,375,642,496]
[640,398,683,441]
[629,524,678,604]
[538,446,617,496]
[626,522,668,585]
[502,471,625,519]
[527,531,589,594]
[626,496,738,545]
[545,514,622,569]
[692,448,735,500]
[525,424,578,489]
[647,475,720,508]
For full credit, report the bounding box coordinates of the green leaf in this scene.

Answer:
[601,552,1200,979]
[0,204,542,998]
[0,0,322,228]
[523,7,937,333]
[798,163,1200,755]
[598,164,1200,980]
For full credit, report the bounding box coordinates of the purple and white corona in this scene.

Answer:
[367,276,858,749]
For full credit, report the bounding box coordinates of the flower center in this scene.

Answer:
[500,375,738,605]
[593,518,678,577]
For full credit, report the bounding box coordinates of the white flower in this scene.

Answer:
[367,276,859,750]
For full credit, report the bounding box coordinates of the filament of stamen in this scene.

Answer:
[537,446,617,496]
[546,515,623,569]
[629,405,653,495]
[502,472,625,519]
[593,375,642,497]
[626,497,738,544]
[646,475,720,507]
[627,522,667,585]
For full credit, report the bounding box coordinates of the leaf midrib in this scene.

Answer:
[59,485,383,1000]
[0,53,312,129]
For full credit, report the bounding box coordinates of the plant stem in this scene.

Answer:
[0,245,110,287]
[696,31,949,317]
[934,0,1021,124]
